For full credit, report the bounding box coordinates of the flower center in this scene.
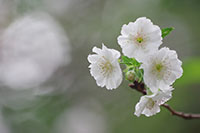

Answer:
[151,62,166,79]
[146,99,155,110]
[99,56,113,76]
[136,37,144,43]
[155,63,163,72]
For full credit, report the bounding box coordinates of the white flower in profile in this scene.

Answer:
[117,17,162,62]
[134,88,173,117]
[88,44,122,90]
[141,47,183,93]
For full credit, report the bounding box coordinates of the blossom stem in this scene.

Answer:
[129,81,200,120]
[129,81,147,95]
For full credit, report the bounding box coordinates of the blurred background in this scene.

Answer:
[0,0,199,133]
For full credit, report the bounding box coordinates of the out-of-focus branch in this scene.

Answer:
[129,81,200,120]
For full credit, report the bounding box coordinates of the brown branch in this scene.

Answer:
[129,81,146,95]
[129,81,200,120]
[161,104,200,119]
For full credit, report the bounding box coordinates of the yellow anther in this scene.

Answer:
[136,37,143,43]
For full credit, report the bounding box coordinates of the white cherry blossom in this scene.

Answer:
[0,13,71,90]
[117,17,162,62]
[134,88,173,117]
[88,44,122,90]
[141,47,183,93]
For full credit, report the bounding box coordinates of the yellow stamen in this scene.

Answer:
[155,64,163,72]
[136,37,143,43]
[99,56,113,76]
[146,99,155,109]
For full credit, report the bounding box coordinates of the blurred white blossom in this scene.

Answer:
[0,12,71,90]
[141,47,183,93]
[134,88,172,117]
[117,17,162,62]
[88,44,122,90]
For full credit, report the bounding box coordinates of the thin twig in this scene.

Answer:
[161,104,200,119]
[129,81,200,120]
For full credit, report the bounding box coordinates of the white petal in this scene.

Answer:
[106,78,115,90]
[92,46,102,54]
[153,89,172,105]
[120,22,136,36]
[87,54,99,64]
[121,43,136,58]
[96,76,106,87]
[109,48,121,59]
[142,104,160,117]
[117,36,133,46]
[134,96,148,117]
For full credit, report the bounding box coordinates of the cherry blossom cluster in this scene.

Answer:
[88,17,183,117]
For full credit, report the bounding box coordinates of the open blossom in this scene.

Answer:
[134,88,173,117]
[88,44,122,90]
[117,17,162,62]
[141,47,183,93]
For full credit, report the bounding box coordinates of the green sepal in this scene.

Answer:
[120,56,141,67]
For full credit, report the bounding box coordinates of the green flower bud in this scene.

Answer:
[126,70,135,82]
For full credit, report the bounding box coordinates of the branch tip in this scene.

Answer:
[130,81,200,120]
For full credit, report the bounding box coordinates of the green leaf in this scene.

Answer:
[120,56,140,66]
[161,27,174,38]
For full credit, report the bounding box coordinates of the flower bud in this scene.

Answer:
[125,70,135,82]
